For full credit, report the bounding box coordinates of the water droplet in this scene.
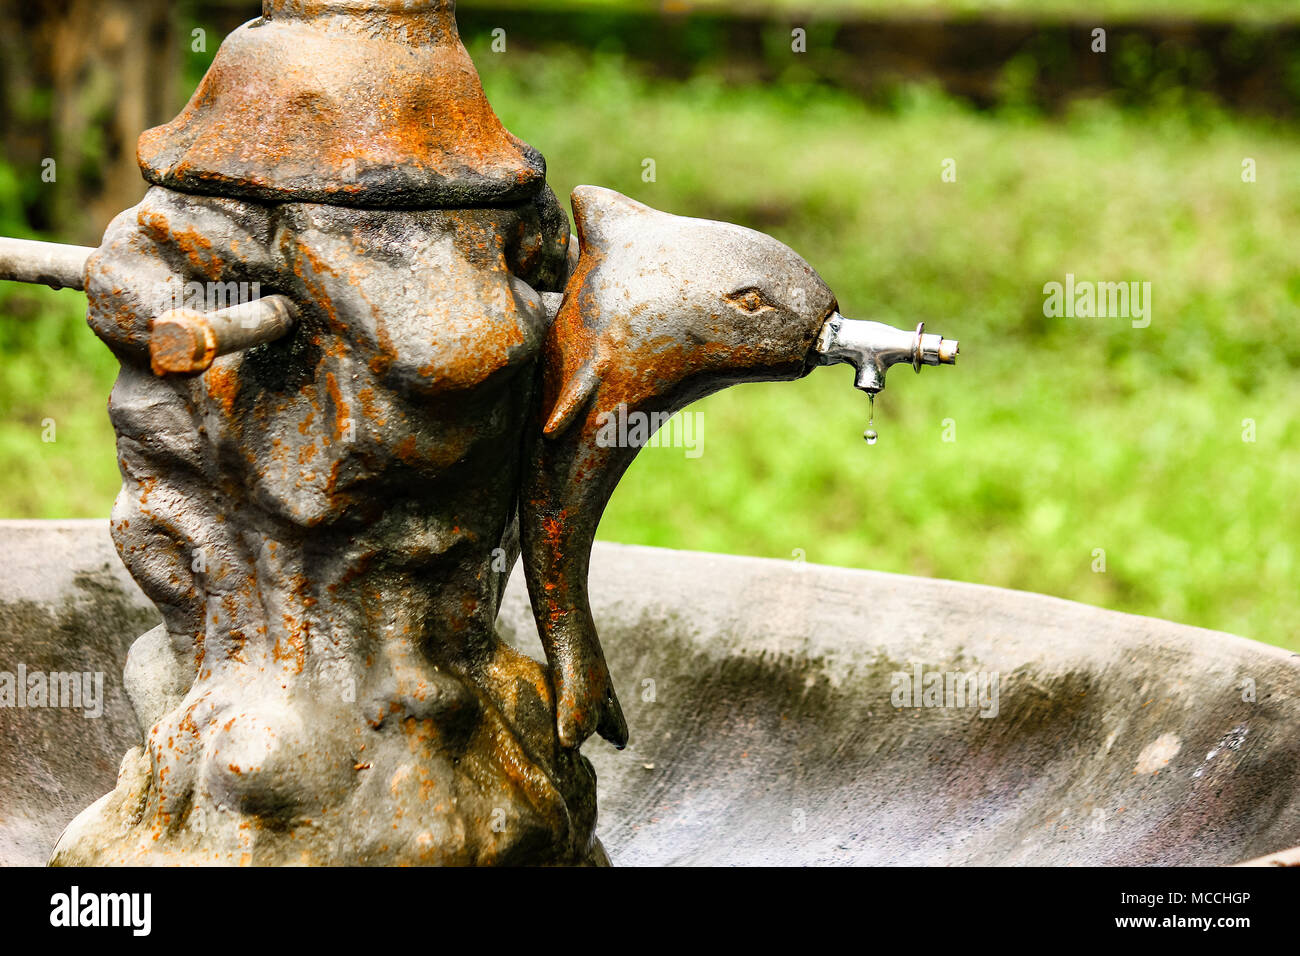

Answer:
[864,428,878,445]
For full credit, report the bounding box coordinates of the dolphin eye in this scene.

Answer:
[727,288,772,314]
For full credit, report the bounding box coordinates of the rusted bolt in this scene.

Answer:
[150,295,298,376]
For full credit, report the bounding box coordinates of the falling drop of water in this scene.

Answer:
[863,428,878,445]
[863,393,878,445]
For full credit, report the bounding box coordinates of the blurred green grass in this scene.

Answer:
[0,162,121,518]
[1,49,1297,650]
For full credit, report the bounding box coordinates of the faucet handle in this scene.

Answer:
[911,321,960,371]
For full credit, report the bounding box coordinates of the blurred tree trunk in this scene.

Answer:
[0,0,178,244]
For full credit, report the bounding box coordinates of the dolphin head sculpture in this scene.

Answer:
[521,186,838,749]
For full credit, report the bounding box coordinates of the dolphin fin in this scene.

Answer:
[543,360,600,437]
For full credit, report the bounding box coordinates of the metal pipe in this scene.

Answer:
[814,314,958,394]
[150,296,298,376]
[0,237,94,291]
[0,235,298,374]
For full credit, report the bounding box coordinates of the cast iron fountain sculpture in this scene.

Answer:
[0,0,956,865]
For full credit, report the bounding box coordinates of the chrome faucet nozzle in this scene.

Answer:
[814,314,958,395]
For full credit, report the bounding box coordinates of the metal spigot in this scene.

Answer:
[813,314,958,394]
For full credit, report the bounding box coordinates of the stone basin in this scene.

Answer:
[1,519,1297,866]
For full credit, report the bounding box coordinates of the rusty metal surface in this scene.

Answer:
[150,295,298,375]
[46,0,599,866]
[54,177,596,865]
[521,186,837,750]
[138,0,548,208]
[57,176,857,864]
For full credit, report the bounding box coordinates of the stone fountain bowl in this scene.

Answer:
[1,520,1297,866]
